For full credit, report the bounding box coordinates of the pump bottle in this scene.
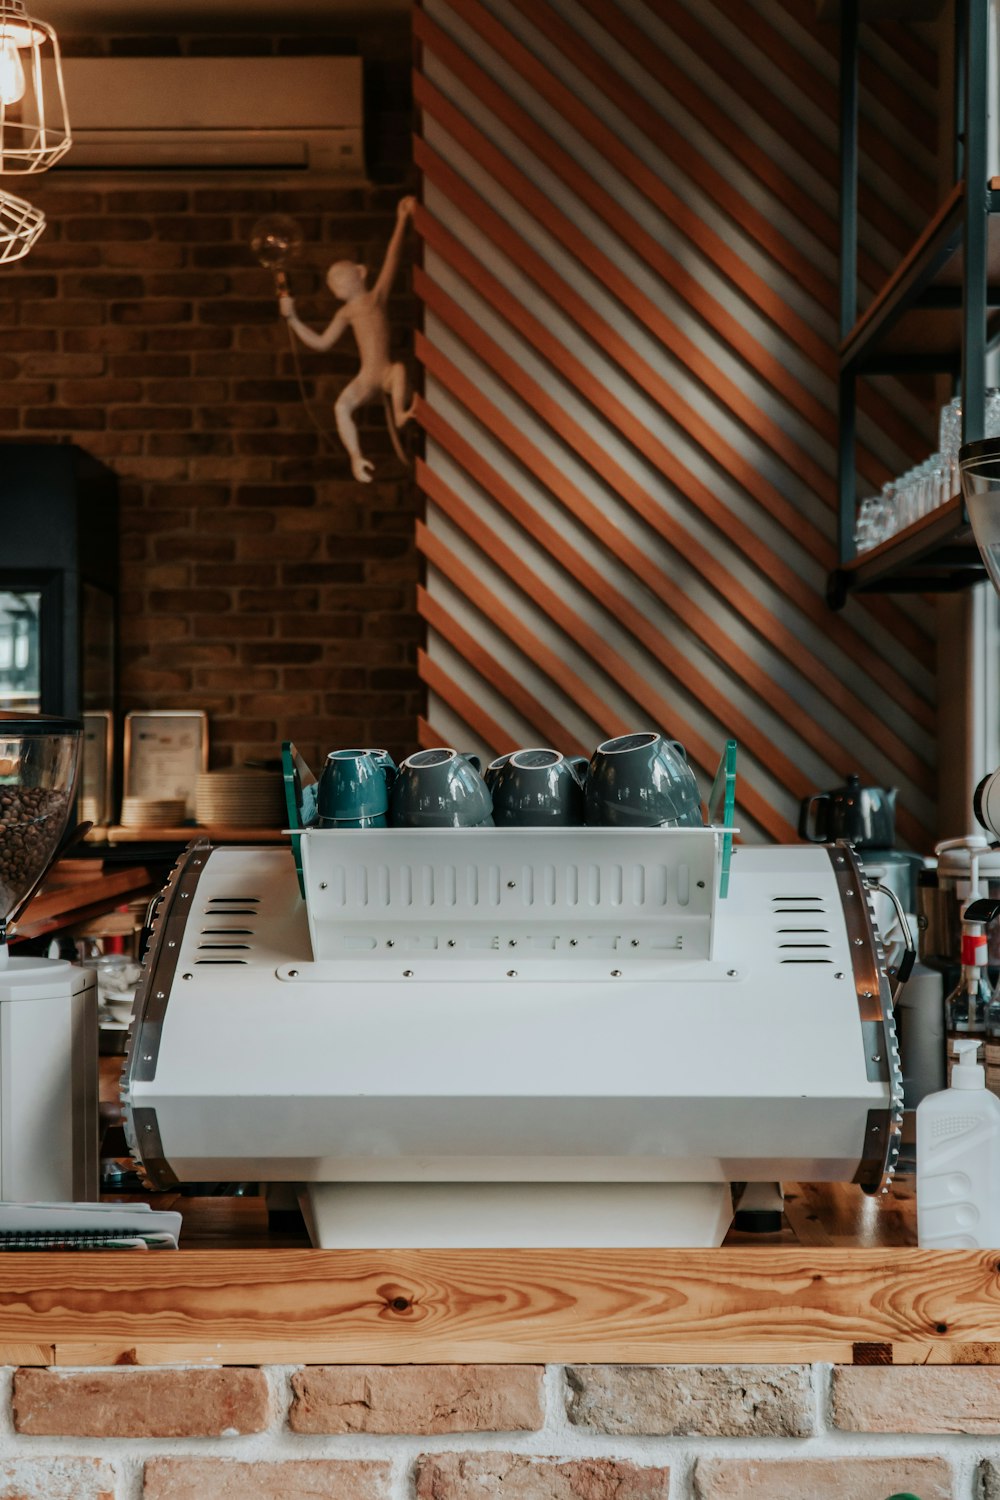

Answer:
[917,1039,1000,1248]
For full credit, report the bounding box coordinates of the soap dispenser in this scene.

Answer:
[917,1038,1000,1248]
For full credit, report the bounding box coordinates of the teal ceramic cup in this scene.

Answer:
[584,731,703,828]
[364,748,398,791]
[318,748,389,827]
[491,748,585,826]
[389,747,494,828]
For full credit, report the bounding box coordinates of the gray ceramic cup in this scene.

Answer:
[389,747,494,828]
[585,731,702,828]
[484,753,513,791]
[491,748,585,826]
[318,749,389,827]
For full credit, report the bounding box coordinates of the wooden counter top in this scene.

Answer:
[0,1235,994,1369]
[2,1173,985,1371]
[73,1062,968,1370]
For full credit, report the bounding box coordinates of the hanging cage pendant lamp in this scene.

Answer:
[0,0,70,174]
[0,184,44,261]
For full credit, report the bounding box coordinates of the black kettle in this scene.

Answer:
[798,772,897,848]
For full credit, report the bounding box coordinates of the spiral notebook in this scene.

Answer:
[0,1202,181,1251]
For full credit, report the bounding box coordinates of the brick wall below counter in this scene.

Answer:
[1,1362,999,1499]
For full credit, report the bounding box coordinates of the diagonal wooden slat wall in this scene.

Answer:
[413,0,939,847]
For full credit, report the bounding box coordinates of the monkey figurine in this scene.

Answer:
[279,195,415,483]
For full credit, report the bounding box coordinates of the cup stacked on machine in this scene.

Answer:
[317,748,397,828]
[389,749,492,828]
[490,749,585,826]
[314,733,706,829]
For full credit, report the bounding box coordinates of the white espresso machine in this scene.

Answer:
[122,824,902,1247]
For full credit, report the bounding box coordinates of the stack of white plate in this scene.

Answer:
[120,797,187,829]
[195,770,285,828]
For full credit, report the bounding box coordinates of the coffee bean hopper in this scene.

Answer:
[0,715,98,1201]
[122,812,903,1248]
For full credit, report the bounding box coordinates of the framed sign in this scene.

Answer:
[81,709,113,826]
[123,711,208,819]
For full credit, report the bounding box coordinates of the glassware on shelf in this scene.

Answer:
[938,390,1000,494]
[940,395,962,493]
[854,491,892,552]
[856,390,1000,557]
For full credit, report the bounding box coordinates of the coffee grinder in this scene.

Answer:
[0,715,97,1200]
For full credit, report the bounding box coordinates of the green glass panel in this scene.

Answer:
[282,740,318,898]
[708,739,738,899]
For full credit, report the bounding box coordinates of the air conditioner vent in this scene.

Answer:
[54,57,365,178]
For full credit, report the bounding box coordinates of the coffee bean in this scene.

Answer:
[0,786,70,921]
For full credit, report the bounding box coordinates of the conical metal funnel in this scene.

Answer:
[960,436,1000,597]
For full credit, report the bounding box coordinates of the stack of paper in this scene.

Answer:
[0,1201,181,1250]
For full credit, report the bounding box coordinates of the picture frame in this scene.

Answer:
[81,709,113,827]
[123,710,208,820]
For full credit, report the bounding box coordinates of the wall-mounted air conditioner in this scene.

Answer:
[54,56,364,176]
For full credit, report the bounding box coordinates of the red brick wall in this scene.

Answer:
[0,1361,989,1498]
[1,30,422,774]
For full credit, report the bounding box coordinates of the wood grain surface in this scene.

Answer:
[0,1245,998,1367]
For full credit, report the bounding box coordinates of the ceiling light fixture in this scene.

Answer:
[0,0,70,174]
[0,184,44,262]
[0,35,25,105]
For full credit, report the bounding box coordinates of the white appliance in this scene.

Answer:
[0,952,97,1201]
[0,715,98,1204]
[54,57,364,176]
[122,829,902,1248]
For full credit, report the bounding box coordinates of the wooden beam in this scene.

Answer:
[572,0,889,292]
[417,585,592,758]
[509,0,837,312]
[417,199,837,566]
[0,1248,998,1366]
[664,0,935,234]
[412,54,841,461]
[418,649,515,755]
[418,461,804,843]
[414,316,936,782]
[414,384,932,851]
[438,0,833,371]
[414,17,928,467]
[415,156,929,669]
[418,556,624,750]
[418,430,930,789]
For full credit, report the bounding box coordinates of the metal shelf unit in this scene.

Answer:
[830,0,994,606]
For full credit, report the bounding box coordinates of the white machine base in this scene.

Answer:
[300,1181,734,1249]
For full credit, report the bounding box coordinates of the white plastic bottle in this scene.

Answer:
[917,1038,1000,1248]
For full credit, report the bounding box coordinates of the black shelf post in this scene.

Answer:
[830,0,991,605]
[962,0,989,447]
[838,0,859,569]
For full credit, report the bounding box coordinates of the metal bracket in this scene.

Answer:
[828,842,904,1196]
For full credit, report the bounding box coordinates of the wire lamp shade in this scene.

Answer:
[0,0,70,174]
[0,184,44,261]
